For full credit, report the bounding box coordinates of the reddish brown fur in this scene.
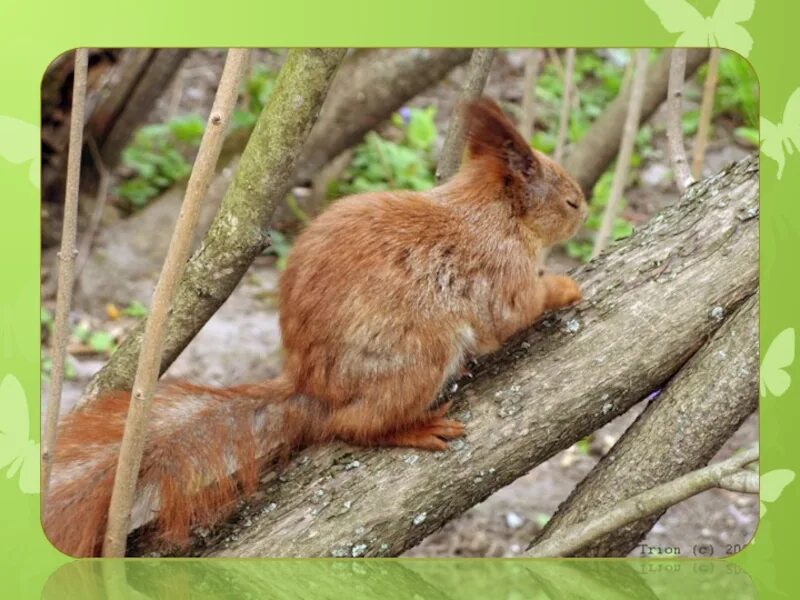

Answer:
[44,97,587,556]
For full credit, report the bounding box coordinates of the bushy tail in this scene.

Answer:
[43,377,302,557]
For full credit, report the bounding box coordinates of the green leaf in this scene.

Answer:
[122,301,148,318]
[88,331,115,353]
[406,107,437,150]
[681,110,700,136]
[734,126,759,148]
[169,114,205,144]
[72,323,90,343]
[231,109,258,130]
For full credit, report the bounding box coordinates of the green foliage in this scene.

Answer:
[87,331,115,353]
[121,300,148,318]
[232,65,277,130]
[117,64,278,210]
[116,115,203,209]
[532,49,629,152]
[330,106,438,198]
[565,170,634,262]
[70,321,117,355]
[710,51,758,129]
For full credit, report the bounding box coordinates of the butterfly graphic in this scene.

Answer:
[760,469,795,517]
[760,89,800,179]
[0,374,39,494]
[0,115,39,189]
[760,328,795,398]
[644,0,755,57]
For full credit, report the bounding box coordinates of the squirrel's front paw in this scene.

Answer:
[545,274,582,309]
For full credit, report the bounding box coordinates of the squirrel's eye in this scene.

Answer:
[566,199,580,210]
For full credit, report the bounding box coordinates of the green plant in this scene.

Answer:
[711,51,758,128]
[330,106,438,198]
[116,114,204,209]
[232,65,277,130]
[564,170,634,262]
[71,321,117,355]
[532,49,630,152]
[116,64,278,210]
[121,300,148,318]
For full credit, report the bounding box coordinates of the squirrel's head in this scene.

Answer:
[462,97,587,247]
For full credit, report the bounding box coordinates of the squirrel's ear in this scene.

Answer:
[463,97,541,186]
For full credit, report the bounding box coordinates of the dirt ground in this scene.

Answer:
[41,48,758,557]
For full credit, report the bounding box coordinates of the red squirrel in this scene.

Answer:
[44,97,587,556]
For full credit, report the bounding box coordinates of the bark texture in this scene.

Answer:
[565,48,709,197]
[79,48,346,404]
[530,293,758,557]
[435,48,496,182]
[140,156,756,558]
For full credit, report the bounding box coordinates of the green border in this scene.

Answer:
[1,0,796,597]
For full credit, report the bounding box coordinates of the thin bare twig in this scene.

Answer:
[666,49,694,192]
[591,49,649,259]
[546,48,564,77]
[435,48,496,182]
[691,48,721,179]
[42,48,89,507]
[553,48,576,164]
[527,445,759,557]
[102,49,251,557]
[519,49,544,143]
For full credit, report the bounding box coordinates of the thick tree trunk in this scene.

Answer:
[79,48,346,404]
[528,293,758,557]
[566,48,709,197]
[128,156,756,557]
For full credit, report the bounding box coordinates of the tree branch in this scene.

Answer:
[691,48,721,179]
[666,49,694,192]
[42,48,89,506]
[719,470,759,494]
[125,156,758,558]
[565,49,709,197]
[527,445,758,557]
[519,49,544,143]
[530,292,759,556]
[591,49,649,259]
[102,48,251,557]
[435,48,496,182]
[79,48,346,405]
[554,48,576,164]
